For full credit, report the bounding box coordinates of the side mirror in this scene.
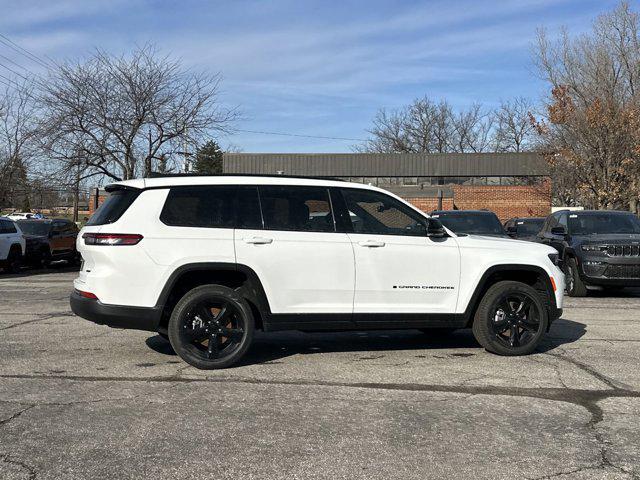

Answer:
[550,226,567,236]
[426,218,447,238]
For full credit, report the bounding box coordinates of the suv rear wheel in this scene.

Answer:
[168,284,255,369]
[4,246,22,273]
[472,281,548,356]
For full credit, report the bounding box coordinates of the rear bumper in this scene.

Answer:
[70,290,161,332]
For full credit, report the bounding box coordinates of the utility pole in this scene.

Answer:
[72,161,80,223]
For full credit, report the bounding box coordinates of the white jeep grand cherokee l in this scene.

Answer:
[71,175,564,369]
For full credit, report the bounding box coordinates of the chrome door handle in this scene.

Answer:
[244,237,273,245]
[358,240,385,248]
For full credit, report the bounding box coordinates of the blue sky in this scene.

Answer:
[0,0,630,152]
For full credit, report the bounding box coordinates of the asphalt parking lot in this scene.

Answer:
[1,269,640,479]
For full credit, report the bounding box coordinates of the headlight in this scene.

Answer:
[581,244,604,252]
[548,253,561,266]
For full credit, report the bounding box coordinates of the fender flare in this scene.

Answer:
[462,264,557,325]
[9,243,23,256]
[154,262,272,316]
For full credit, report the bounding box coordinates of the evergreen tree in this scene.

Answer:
[193,140,224,174]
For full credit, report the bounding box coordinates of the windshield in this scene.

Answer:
[568,213,640,235]
[435,213,506,236]
[17,221,51,236]
[517,219,544,235]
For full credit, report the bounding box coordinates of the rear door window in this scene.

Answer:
[235,186,263,229]
[87,189,140,226]
[258,186,335,233]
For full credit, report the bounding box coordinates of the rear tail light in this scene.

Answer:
[83,233,143,246]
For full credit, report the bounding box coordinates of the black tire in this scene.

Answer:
[4,246,22,273]
[168,284,254,369]
[39,248,52,268]
[472,280,548,356]
[565,257,587,297]
[67,251,81,267]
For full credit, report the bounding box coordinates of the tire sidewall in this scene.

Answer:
[565,258,587,297]
[6,247,22,273]
[168,284,255,369]
[472,281,549,356]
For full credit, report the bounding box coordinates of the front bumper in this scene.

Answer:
[70,290,161,332]
[550,307,563,322]
[579,256,640,286]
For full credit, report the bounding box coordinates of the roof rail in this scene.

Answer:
[147,173,347,182]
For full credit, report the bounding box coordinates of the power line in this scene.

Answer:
[0,76,14,89]
[235,129,366,142]
[0,60,31,83]
[0,71,22,89]
[0,33,51,69]
[0,53,29,72]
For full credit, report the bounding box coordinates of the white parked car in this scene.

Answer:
[6,212,35,221]
[0,217,25,273]
[71,175,565,369]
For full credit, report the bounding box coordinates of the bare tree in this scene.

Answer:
[39,45,236,181]
[533,2,640,211]
[359,96,495,154]
[0,83,39,209]
[493,97,536,152]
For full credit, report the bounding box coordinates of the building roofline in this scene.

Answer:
[223,152,549,177]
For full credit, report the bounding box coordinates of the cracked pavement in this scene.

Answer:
[1,269,640,479]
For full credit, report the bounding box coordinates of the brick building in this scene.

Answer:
[223,152,551,221]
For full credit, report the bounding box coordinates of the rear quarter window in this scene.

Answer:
[87,189,141,226]
[160,186,237,228]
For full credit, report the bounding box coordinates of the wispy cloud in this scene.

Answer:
[0,0,623,151]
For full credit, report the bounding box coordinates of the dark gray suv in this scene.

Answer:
[537,210,640,296]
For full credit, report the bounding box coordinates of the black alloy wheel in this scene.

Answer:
[472,280,548,356]
[168,285,254,369]
[489,293,541,349]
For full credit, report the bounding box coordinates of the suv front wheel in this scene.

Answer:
[168,284,255,369]
[472,281,548,356]
[564,257,587,297]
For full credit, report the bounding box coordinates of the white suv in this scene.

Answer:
[71,175,564,369]
[0,217,25,273]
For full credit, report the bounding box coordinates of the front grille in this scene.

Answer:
[604,264,640,279]
[605,244,640,257]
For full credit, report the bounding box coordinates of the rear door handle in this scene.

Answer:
[358,240,385,248]
[244,236,273,245]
